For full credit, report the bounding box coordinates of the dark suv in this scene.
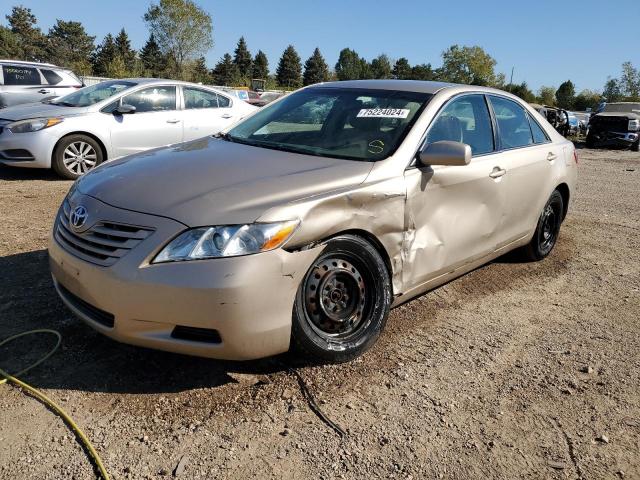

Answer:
[586,102,640,151]
[0,60,83,108]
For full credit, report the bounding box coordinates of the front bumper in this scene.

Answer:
[48,193,322,360]
[0,127,59,168]
[589,130,638,148]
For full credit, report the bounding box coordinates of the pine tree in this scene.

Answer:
[335,48,364,80]
[233,36,252,82]
[46,20,95,75]
[276,45,302,88]
[92,33,118,77]
[190,56,211,84]
[392,58,412,79]
[303,48,329,86]
[6,6,46,61]
[370,54,392,79]
[252,50,269,79]
[115,28,137,74]
[140,33,166,77]
[212,53,239,86]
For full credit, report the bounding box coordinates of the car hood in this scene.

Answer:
[594,112,640,120]
[76,136,374,227]
[0,102,88,121]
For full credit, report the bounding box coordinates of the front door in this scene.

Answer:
[109,85,183,158]
[403,94,506,289]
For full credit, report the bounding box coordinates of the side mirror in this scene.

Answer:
[115,104,136,115]
[418,140,472,167]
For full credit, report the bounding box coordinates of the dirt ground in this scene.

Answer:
[0,146,639,480]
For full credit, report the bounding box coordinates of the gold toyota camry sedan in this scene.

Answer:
[49,80,578,363]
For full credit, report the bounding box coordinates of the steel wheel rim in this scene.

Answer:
[303,257,368,339]
[63,141,97,175]
[539,203,559,252]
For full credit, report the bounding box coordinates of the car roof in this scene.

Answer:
[0,59,60,68]
[312,79,457,94]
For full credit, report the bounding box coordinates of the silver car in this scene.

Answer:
[49,80,578,363]
[0,78,256,179]
[0,60,83,108]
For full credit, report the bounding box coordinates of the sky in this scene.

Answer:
[5,0,640,93]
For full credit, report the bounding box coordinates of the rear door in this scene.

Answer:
[108,85,183,158]
[487,95,561,245]
[182,87,239,140]
[39,68,81,100]
[0,64,47,107]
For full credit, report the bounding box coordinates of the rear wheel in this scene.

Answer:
[291,235,392,363]
[585,133,595,148]
[52,134,103,180]
[519,190,564,261]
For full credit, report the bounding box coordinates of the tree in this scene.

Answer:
[303,47,329,86]
[411,63,435,81]
[276,45,302,88]
[555,80,576,109]
[92,33,118,77]
[233,36,252,83]
[573,90,602,111]
[115,28,137,74]
[105,55,128,78]
[0,26,21,59]
[602,77,623,102]
[252,50,269,79]
[144,0,213,79]
[190,56,211,83]
[439,45,501,86]
[212,53,239,86]
[506,82,535,103]
[46,20,95,75]
[392,57,411,80]
[537,86,556,106]
[6,6,46,61]
[370,54,392,79]
[620,61,640,100]
[139,33,167,77]
[335,48,365,80]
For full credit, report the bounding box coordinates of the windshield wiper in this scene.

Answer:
[49,101,76,107]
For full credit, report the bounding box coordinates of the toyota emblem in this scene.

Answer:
[70,205,88,229]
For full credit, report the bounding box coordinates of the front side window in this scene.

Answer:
[2,65,40,85]
[227,87,431,161]
[489,96,534,149]
[184,87,219,109]
[41,69,63,85]
[122,86,176,113]
[425,94,494,155]
[51,80,136,107]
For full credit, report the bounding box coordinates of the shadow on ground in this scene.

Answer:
[0,164,68,182]
[0,249,293,395]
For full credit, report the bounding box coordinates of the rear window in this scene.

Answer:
[217,94,231,107]
[489,96,534,149]
[2,65,40,85]
[41,69,64,85]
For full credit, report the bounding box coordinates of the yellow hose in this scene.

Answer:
[0,329,110,480]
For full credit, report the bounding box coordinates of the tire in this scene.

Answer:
[52,134,103,180]
[291,234,392,363]
[632,140,639,152]
[585,134,595,149]
[519,190,564,261]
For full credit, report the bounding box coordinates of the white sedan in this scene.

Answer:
[0,79,257,178]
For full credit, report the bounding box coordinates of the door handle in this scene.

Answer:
[38,89,51,94]
[489,167,507,179]
[547,152,558,161]
[166,119,181,123]
[221,114,233,119]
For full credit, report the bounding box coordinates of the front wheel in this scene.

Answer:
[632,139,639,152]
[291,234,392,363]
[519,190,564,261]
[52,134,103,180]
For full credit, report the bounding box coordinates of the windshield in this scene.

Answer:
[226,87,432,161]
[50,80,137,107]
[603,103,640,114]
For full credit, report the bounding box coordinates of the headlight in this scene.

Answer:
[6,117,63,133]
[153,220,299,263]
[628,119,639,132]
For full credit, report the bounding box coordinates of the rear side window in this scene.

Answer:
[489,96,534,149]
[2,65,40,85]
[426,94,494,155]
[122,86,176,113]
[41,69,64,85]
[528,114,550,144]
[183,87,219,109]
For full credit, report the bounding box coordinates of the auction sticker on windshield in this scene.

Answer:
[357,108,410,118]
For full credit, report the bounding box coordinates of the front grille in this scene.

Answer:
[592,116,629,132]
[57,283,115,328]
[55,200,154,267]
[171,326,222,344]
